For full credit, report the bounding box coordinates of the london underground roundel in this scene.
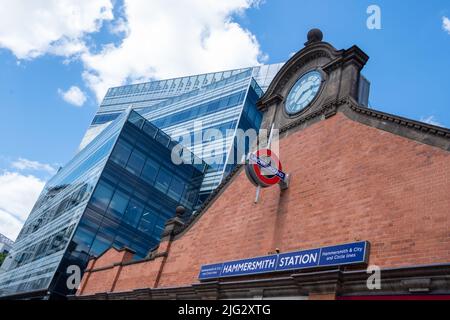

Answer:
[245,149,286,188]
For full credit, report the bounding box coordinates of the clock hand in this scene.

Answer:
[296,83,321,105]
[294,90,308,105]
[296,84,314,103]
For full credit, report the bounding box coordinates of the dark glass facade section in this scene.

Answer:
[44,111,206,298]
[223,80,264,178]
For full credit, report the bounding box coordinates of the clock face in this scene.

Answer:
[285,70,323,115]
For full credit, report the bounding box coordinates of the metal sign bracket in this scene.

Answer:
[279,173,291,191]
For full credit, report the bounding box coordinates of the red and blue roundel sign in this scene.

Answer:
[245,149,286,188]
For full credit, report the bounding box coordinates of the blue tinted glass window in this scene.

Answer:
[255,112,262,128]
[207,100,220,112]
[111,140,133,167]
[106,190,130,220]
[182,188,199,207]
[113,235,131,248]
[123,199,144,227]
[128,111,146,128]
[141,158,159,184]
[198,104,208,115]
[151,118,161,127]
[90,182,114,211]
[154,216,166,237]
[138,207,158,233]
[188,107,198,118]
[172,113,184,124]
[219,97,228,108]
[168,176,184,201]
[91,113,120,125]
[228,93,241,106]
[248,105,256,123]
[126,149,146,175]
[143,122,157,138]
[155,131,170,147]
[90,233,113,256]
[72,225,96,253]
[155,167,172,193]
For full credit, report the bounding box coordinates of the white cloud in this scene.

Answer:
[443,16,450,34]
[0,0,114,59]
[420,115,443,127]
[58,86,87,107]
[0,209,24,242]
[81,0,265,101]
[0,172,45,240]
[11,158,57,175]
[0,1,265,102]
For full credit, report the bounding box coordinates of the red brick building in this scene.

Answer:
[74,30,450,300]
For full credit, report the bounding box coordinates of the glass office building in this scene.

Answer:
[0,63,284,299]
[0,111,206,299]
[80,63,283,151]
[80,63,284,200]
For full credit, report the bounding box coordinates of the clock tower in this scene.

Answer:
[257,28,369,135]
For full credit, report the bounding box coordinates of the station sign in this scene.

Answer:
[245,149,287,188]
[199,241,370,280]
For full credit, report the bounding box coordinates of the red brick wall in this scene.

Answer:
[78,112,450,295]
[79,266,119,294]
[77,248,135,295]
[113,257,163,292]
[158,113,450,286]
[92,248,133,269]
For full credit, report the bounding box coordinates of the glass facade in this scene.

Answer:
[0,111,206,298]
[79,63,284,150]
[0,63,284,299]
[80,63,284,200]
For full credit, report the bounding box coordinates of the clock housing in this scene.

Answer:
[285,70,324,116]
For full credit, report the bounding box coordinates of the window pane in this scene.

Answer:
[248,105,256,123]
[168,176,184,201]
[123,199,144,228]
[141,158,159,184]
[126,149,146,175]
[154,216,166,238]
[71,226,96,255]
[155,167,172,193]
[106,190,130,220]
[207,100,219,112]
[90,233,113,256]
[113,235,131,249]
[155,131,170,147]
[128,112,145,129]
[110,140,133,167]
[138,207,157,233]
[90,182,114,212]
[143,122,157,138]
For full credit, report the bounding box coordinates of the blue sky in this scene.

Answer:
[0,0,449,240]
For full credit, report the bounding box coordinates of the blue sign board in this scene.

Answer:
[249,153,286,181]
[199,241,369,280]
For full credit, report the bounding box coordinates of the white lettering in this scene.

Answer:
[367,5,382,30]
[367,265,381,290]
